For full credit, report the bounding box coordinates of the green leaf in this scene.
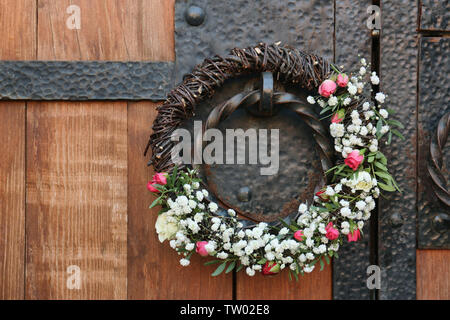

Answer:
[149,196,162,209]
[391,129,405,140]
[368,156,375,163]
[236,264,244,273]
[211,262,227,276]
[374,161,388,172]
[204,259,222,266]
[376,118,383,137]
[324,255,330,265]
[387,131,392,145]
[257,258,267,265]
[225,261,236,274]
[374,171,392,181]
[378,181,396,192]
[320,259,325,271]
[387,119,404,129]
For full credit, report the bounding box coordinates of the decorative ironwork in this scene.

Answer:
[0,61,173,101]
[428,112,450,206]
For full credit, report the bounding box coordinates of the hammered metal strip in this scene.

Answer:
[420,0,449,31]
[0,61,173,101]
[418,37,450,249]
[334,0,373,300]
[379,0,418,300]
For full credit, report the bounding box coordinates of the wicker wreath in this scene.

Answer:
[144,43,403,277]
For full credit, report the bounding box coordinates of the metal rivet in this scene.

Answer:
[185,6,205,26]
[432,213,450,234]
[371,29,380,37]
[390,212,403,228]
[237,186,251,202]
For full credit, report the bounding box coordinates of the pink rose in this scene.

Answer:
[331,113,343,123]
[147,181,159,193]
[153,172,167,185]
[294,230,304,241]
[337,73,349,87]
[325,222,339,240]
[262,261,280,275]
[196,241,209,257]
[344,150,364,171]
[347,229,361,242]
[318,79,337,98]
[315,189,329,202]
[146,172,168,193]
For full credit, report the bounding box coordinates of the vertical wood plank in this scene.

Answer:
[26,102,127,299]
[37,0,174,61]
[236,264,332,300]
[0,0,36,60]
[127,102,233,299]
[417,250,450,300]
[0,103,25,299]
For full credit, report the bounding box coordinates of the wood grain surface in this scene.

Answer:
[25,102,128,299]
[37,0,174,61]
[0,0,36,60]
[0,103,26,299]
[127,102,233,299]
[417,250,450,300]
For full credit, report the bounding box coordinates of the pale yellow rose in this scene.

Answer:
[155,212,178,243]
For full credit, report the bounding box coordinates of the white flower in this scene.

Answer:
[334,184,343,193]
[356,200,367,211]
[304,265,315,273]
[180,258,190,266]
[299,254,307,262]
[339,199,349,207]
[375,92,386,104]
[279,227,289,236]
[379,109,389,119]
[362,102,370,111]
[246,267,255,276]
[217,252,228,259]
[307,96,316,104]
[185,243,195,251]
[340,207,351,217]
[358,221,365,229]
[306,252,315,260]
[227,209,236,216]
[348,84,357,95]
[328,96,338,106]
[341,221,350,229]
[325,186,335,196]
[192,181,200,189]
[369,144,378,152]
[202,189,209,197]
[343,97,351,106]
[176,195,189,207]
[188,200,197,209]
[196,190,204,201]
[360,126,369,136]
[370,72,380,85]
[361,58,367,66]
[330,123,345,138]
[298,203,308,214]
[306,238,315,247]
[345,171,375,192]
[359,66,366,75]
[183,184,191,193]
[380,125,390,134]
[317,99,326,108]
[208,202,218,213]
[155,212,179,243]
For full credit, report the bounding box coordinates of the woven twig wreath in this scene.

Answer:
[144,43,403,277]
[145,43,332,172]
[428,112,450,206]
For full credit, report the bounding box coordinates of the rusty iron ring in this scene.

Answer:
[193,88,333,225]
[428,112,450,206]
[145,42,331,172]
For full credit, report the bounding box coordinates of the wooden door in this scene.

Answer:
[0,0,448,300]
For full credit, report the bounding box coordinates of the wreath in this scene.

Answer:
[144,43,404,278]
